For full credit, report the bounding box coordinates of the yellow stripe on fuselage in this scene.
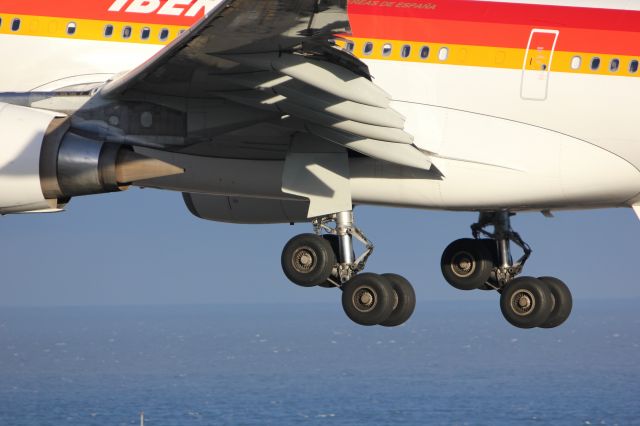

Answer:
[343,37,640,78]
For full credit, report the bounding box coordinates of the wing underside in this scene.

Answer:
[98,0,431,170]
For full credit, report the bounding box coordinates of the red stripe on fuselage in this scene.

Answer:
[348,0,640,32]
[348,0,640,56]
[0,0,203,26]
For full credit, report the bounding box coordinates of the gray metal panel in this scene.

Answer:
[183,192,310,224]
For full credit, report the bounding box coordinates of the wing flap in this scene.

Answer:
[213,72,406,128]
[308,125,432,170]
[221,53,391,108]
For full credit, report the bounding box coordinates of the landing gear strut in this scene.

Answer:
[282,211,416,327]
[441,211,572,329]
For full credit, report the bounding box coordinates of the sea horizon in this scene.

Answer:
[1,300,638,425]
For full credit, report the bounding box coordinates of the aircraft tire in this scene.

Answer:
[341,273,395,326]
[281,233,336,287]
[441,238,494,290]
[500,276,554,329]
[380,273,416,327]
[538,276,572,328]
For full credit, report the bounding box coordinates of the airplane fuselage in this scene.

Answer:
[1,0,640,212]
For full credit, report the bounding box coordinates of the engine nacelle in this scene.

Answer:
[183,193,310,224]
[0,103,183,214]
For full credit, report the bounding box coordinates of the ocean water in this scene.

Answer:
[0,300,638,425]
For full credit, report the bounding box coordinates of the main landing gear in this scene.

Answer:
[281,211,416,327]
[440,212,572,329]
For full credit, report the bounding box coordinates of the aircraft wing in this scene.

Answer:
[99,0,431,170]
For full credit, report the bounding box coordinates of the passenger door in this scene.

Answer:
[521,29,559,101]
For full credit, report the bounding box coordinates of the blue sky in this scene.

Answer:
[1,187,638,306]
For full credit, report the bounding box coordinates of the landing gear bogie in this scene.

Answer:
[440,211,573,329]
[281,211,415,327]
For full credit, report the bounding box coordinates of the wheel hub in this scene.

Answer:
[292,247,315,273]
[451,251,476,278]
[353,286,377,313]
[511,289,535,316]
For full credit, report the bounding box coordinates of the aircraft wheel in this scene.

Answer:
[500,276,554,329]
[441,238,494,290]
[281,233,336,287]
[538,276,572,328]
[341,273,395,326]
[380,273,416,327]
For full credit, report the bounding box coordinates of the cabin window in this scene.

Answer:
[420,46,430,59]
[179,29,186,35]
[345,41,354,52]
[609,58,620,72]
[590,57,601,71]
[122,26,132,39]
[141,27,151,40]
[570,56,581,70]
[401,44,411,58]
[0,17,3,29]
[104,24,114,37]
[438,47,449,61]
[382,43,392,56]
[11,18,20,32]
[66,22,77,36]
[160,28,170,41]
[363,41,373,55]
[630,60,639,74]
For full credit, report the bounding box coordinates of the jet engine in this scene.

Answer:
[183,193,310,224]
[0,103,182,214]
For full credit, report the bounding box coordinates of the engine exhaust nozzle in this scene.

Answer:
[41,124,183,199]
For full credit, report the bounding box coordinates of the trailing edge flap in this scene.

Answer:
[307,125,432,170]
[282,135,352,218]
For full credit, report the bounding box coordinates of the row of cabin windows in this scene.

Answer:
[344,41,449,61]
[0,17,181,41]
[104,24,174,41]
[571,55,640,74]
[343,40,640,74]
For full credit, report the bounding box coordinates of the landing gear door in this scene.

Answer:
[520,29,559,101]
